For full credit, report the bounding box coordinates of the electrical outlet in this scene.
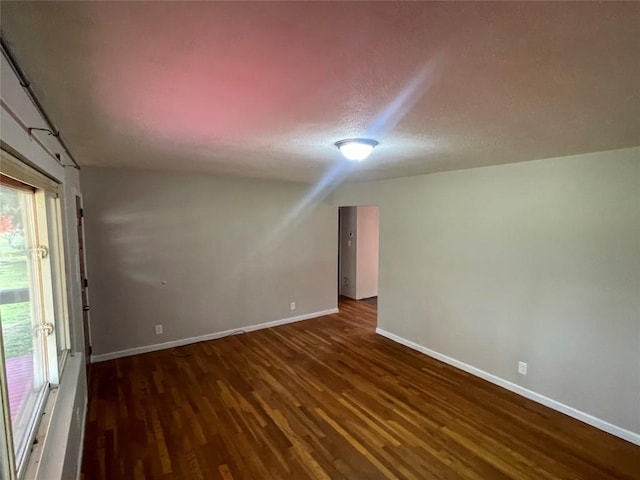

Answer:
[290,302,296,311]
[518,361,527,375]
[155,324,163,335]
[343,277,349,285]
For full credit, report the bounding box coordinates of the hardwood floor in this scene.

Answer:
[82,299,639,479]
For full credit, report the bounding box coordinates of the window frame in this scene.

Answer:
[0,330,18,480]
[0,150,72,478]
[47,195,71,373]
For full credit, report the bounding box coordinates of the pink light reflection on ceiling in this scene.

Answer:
[90,2,437,148]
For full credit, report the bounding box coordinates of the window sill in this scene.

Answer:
[22,354,86,480]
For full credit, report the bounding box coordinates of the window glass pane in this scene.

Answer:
[0,184,47,463]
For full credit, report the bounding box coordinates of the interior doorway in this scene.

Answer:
[337,206,380,314]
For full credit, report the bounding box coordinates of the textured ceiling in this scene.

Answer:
[1,1,639,183]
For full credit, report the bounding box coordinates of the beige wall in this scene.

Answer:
[332,147,640,435]
[81,168,338,356]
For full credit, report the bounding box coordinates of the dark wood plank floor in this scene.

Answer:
[82,298,640,479]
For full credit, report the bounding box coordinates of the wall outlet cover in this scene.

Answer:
[518,361,527,375]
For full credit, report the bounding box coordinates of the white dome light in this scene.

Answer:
[335,138,379,161]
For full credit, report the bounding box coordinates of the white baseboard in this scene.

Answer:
[376,328,640,447]
[91,308,339,363]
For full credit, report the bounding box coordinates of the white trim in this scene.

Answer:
[24,354,85,480]
[74,394,88,480]
[376,328,640,447]
[91,308,340,363]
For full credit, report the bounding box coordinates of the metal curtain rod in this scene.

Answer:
[0,36,81,170]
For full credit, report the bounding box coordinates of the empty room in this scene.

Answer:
[0,2,639,479]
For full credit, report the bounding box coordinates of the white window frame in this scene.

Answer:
[0,331,18,480]
[0,150,72,478]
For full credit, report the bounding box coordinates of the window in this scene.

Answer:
[0,149,69,477]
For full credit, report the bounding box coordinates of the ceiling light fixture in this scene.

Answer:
[335,138,379,161]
